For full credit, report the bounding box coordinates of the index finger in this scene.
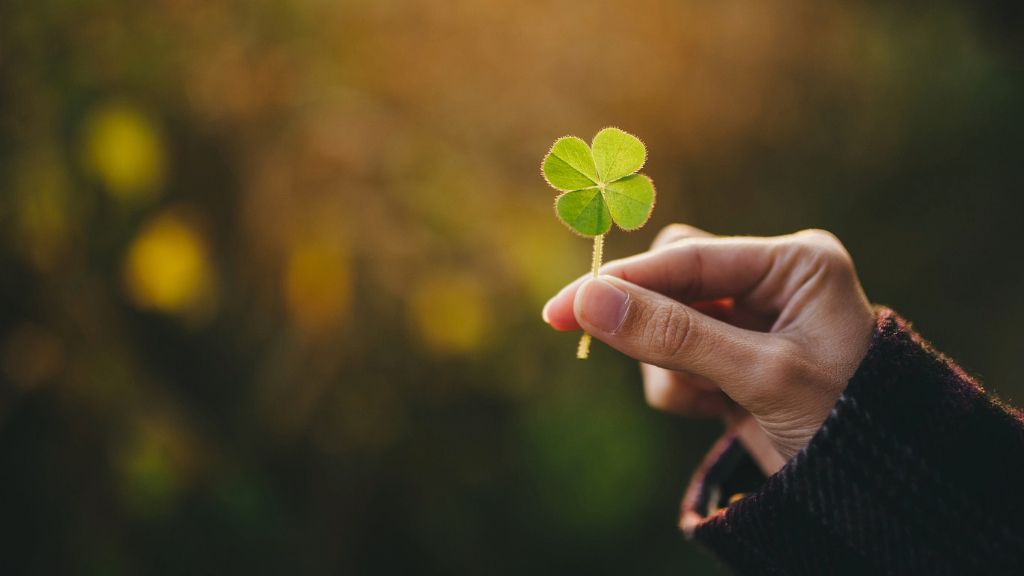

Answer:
[542,236,780,331]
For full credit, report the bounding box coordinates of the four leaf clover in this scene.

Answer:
[541,127,657,359]
[542,127,655,237]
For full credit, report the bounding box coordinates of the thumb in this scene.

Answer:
[574,276,780,401]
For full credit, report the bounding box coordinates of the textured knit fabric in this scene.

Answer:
[682,308,1024,575]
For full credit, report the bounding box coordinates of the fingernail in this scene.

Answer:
[541,300,552,324]
[577,278,629,333]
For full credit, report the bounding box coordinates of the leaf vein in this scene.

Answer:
[552,152,598,186]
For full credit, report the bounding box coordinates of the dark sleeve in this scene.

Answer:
[680,308,1024,575]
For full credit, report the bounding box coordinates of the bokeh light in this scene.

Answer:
[284,236,352,335]
[82,102,167,201]
[122,211,216,318]
[409,272,490,355]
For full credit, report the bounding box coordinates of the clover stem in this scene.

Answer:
[576,233,605,359]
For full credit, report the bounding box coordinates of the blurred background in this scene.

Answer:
[1,0,1022,573]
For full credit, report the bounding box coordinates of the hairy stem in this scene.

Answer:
[576,234,604,359]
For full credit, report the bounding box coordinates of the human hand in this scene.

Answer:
[542,225,875,461]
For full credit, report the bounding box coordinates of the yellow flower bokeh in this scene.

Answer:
[122,212,216,318]
[409,272,490,355]
[82,102,167,201]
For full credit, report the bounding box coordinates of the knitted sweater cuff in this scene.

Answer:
[680,307,1024,574]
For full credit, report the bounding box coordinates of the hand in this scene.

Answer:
[542,225,875,462]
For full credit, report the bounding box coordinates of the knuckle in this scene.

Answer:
[643,374,710,415]
[668,223,699,236]
[643,379,677,410]
[652,223,690,248]
[646,304,692,358]
[794,228,842,252]
[792,229,854,271]
[652,223,703,249]
[797,228,839,244]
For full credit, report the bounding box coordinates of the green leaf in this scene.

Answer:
[591,127,646,183]
[542,136,599,191]
[555,188,612,237]
[603,174,655,230]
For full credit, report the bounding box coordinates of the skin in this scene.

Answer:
[542,225,875,472]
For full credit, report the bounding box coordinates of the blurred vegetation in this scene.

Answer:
[0,0,1021,574]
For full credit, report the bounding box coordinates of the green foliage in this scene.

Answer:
[542,128,655,237]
